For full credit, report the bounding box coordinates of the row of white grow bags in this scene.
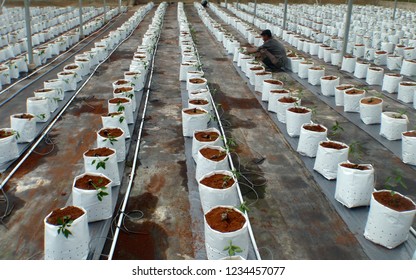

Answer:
[0,5,146,172]
[211,2,416,252]
[0,8,123,91]
[42,2,163,260]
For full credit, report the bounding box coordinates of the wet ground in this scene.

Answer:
[110,4,195,260]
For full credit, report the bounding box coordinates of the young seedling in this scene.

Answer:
[103,135,118,146]
[223,240,243,257]
[116,101,125,112]
[57,215,73,239]
[392,109,407,119]
[211,88,218,96]
[231,169,242,180]
[384,169,407,197]
[294,88,304,100]
[91,157,109,170]
[330,120,344,136]
[12,130,20,140]
[222,175,234,189]
[88,178,109,202]
[239,201,250,213]
[37,113,46,120]
[220,208,232,221]
[310,106,318,122]
[348,141,364,161]
[196,63,204,71]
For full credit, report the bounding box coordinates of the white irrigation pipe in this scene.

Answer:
[0,7,152,192]
[191,6,262,260]
[107,6,166,261]
[0,9,120,97]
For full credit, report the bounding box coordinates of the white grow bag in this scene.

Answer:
[277,97,300,123]
[320,76,340,96]
[366,67,384,86]
[192,128,222,162]
[182,108,210,137]
[359,97,383,125]
[397,82,416,103]
[83,147,120,186]
[402,131,416,165]
[268,89,290,113]
[195,145,229,181]
[204,206,249,260]
[198,170,239,214]
[44,207,89,260]
[286,107,312,137]
[44,79,65,100]
[101,112,130,139]
[335,162,375,208]
[381,74,403,94]
[96,127,126,162]
[72,172,113,223]
[344,89,365,113]
[297,124,328,157]
[364,191,416,249]
[380,112,409,141]
[262,79,283,102]
[10,114,36,143]
[108,98,134,124]
[307,67,325,86]
[334,84,354,107]
[26,97,50,123]
[313,141,349,180]
[0,128,19,164]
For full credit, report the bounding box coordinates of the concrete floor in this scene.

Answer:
[110,4,195,260]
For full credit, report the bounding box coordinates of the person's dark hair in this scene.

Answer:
[260,29,272,38]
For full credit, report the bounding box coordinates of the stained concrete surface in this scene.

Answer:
[111,4,195,260]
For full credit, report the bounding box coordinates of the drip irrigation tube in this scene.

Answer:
[191,5,262,260]
[107,5,166,261]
